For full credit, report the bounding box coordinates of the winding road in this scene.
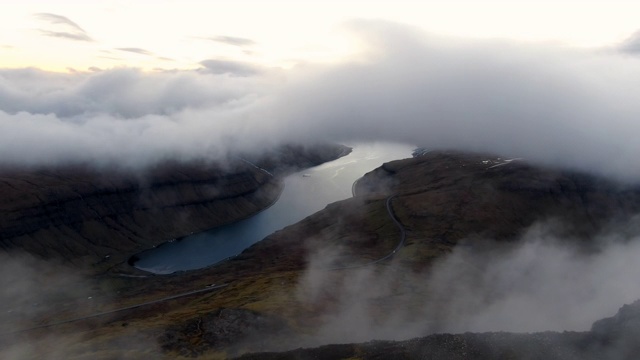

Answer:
[327,193,407,270]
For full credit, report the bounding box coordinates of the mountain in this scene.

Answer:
[4,150,640,359]
[0,143,350,274]
[151,151,640,358]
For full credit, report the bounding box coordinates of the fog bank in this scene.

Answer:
[294,218,640,347]
[2,21,640,179]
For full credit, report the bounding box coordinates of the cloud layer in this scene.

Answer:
[2,21,640,180]
[0,67,276,168]
[267,22,640,181]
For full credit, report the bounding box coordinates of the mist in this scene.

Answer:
[267,21,640,182]
[0,252,162,359]
[0,252,104,359]
[2,20,640,180]
[292,217,640,348]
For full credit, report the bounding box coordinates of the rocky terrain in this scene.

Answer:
[3,150,640,359]
[237,299,640,360]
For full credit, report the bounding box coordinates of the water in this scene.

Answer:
[133,142,414,274]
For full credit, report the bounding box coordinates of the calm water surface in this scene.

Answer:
[134,142,413,274]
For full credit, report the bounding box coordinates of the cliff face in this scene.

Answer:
[0,143,350,272]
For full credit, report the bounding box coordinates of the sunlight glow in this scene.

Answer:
[1,0,639,72]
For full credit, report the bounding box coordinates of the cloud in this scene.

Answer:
[115,47,154,56]
[0,66,276,168]
[2,20,640,180]
[0,252,160,358]
[0,67,266,118]
[33,13,93,42]
[422,224,640,333]
[34,13,87,34]
[203,35,256,47]
[619,29,640,53]
[261,21,640,181]
[198,59,262,76]
[290,218,640,349]
[39,30,93,42]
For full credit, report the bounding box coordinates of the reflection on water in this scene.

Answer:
[134,142,413,274]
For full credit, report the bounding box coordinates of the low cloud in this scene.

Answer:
[198,59,263,76]
[618,30,640,53]
[0,67,269,118]
[0,67,276,168]
[0,252,160,358]
[0,252,97,358]
[2,20,640,180]
[262,21,640,181]
[34,13,93,42]
[291,218,640,348]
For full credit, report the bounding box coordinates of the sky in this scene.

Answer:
[2,0,640,71]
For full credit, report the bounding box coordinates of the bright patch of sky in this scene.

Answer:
[1,0,639,71]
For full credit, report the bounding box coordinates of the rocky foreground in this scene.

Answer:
[3,150,640,359]
[236,299,640,360]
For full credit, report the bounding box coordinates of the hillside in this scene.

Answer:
[0,143,350,274]
[3,150,640,359]
[138,152,640,358]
